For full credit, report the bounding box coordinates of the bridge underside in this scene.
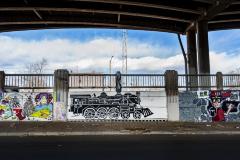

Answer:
[0,0,239,33]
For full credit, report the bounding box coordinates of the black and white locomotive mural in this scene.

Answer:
[69,92,153,120]
[68,71,166,120]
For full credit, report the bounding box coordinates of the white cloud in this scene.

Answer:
[0,36,182,73]
[46,55,184,73]
[210,51,240,73]
[0,35,239,74]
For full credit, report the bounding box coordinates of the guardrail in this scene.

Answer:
[121,74,165,88]
[69,74,115,89]
[223,74,240,88]
[69,74,165,89]
[4,74,54,89]
[2,71,240,90]
[178,74,217,89]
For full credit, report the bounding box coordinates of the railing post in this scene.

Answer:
[165,70,179,121]
[216,72,223,90]
[54,69,69,121]
[115,71,122,94]
[0,71,5,91]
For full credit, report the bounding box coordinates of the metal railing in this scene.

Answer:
[69,74,165,89]
[223,74,240,88]
[3,72,240,90]
[69,74,115,89]
[178,74,217,89]
[5,74,54,89]
[121,74,165,88]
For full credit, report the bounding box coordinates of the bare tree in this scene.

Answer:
[25,58,48,74]
[229,67,240,74]
[23,58,48,92]
[228,67,240,89]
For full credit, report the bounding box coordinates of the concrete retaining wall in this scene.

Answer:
[0,91,167,121]
[179,90,240,122]
[68,91,167,120]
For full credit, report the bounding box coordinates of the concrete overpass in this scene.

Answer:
[0,0,240,79]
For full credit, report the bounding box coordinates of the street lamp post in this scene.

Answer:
[109,56,114,91]
[109,56,114,75]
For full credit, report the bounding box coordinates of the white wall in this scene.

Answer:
[67,90,167,120]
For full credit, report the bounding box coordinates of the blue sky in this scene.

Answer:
[0,28,240,74]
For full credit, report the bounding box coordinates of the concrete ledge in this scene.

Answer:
[1,121,240,136]
[2,131,240,136]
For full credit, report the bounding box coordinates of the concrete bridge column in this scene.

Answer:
[165,70,179,121]
[187,28,198,90]
[197,20,210,89]
[54,69,69,121]
[0,71,5,92]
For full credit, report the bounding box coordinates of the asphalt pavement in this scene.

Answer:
[1,134,240,160]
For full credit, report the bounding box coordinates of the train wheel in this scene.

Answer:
[121,111,130,120]
[108,107,120,120]
[96,107,107,119]
[133,111,142,119]
[83,108,95,119]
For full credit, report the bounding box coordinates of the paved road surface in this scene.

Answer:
[1,135,240,160]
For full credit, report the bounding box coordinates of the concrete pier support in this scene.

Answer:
[54,69,69,120]
[0,71,5,91]
[187,28,198,90]
[54,69,69,104]
[197,20,210,89]
[165,70,179,121]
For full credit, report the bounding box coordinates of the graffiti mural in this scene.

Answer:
[53,102,67,121]
[179,90,240,122]
[68,92,153,120]
[0,92,53,121]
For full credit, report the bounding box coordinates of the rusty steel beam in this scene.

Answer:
[209,18,240,23]
[198,0,235,21]
[217,10,240,15]
[185,0,235,33]
[33,9,43,20]
[0,7,192,23]
[0,21,184,33]
[70,0,201,14]
[209,21,240,30]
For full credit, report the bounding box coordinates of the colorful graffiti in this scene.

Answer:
[179,90,240,122]
[53,102,66,121]
[0,92,53,121]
